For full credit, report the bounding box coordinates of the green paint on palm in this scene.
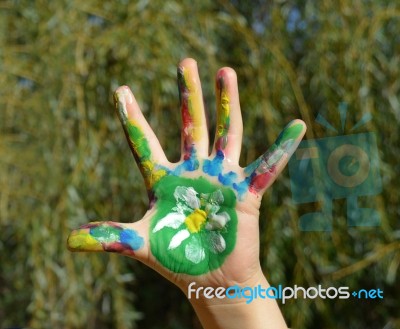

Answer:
[150,176,237,275]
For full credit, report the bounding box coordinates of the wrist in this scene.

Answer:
[183,272,288,329]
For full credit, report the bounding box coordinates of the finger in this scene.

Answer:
[67,221,147,259]
[244,120,306,195]
[115,86,168,190]
[178,58,208,163]
[211,67,243,163]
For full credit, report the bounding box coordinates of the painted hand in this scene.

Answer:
[67,58,306,290]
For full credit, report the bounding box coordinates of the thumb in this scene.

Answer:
[67,221,147,258]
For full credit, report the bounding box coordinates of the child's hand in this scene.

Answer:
[67,58,306,329]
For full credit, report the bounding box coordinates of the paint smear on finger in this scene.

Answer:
[68,221,144,256]
[239,122,305,195]
[115,91,167,189]
[178,66,202,167]
[215,76,230,153]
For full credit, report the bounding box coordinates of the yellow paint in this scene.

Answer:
[185,208,207,233]
[151,168,167,186]
[67,229,103,251]
[141,160,167,189]
[217,89,230,137]
[182,69,204,142]
[141,160,154,176]
[127,118,149,155]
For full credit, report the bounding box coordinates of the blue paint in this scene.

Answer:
[183,156,199,171]
[202,151,250,198]
[244,147,281,176]
[244,156,262,175]
[218,171,238,186]
[120,229,144,250]
[173,157,199,175]
[203,150,224,176]
[172,148,199,175]
[233,175,252,197]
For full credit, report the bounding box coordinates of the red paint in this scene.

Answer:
[215,136,228,153]
[248,169,276,193]
[181,100,192,133]
[103,242,135,255]
[181,91,194,159]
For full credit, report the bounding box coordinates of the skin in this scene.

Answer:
[67,58,306,329]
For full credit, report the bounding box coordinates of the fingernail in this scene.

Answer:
[115,86,133,105]
[114,87,134,123]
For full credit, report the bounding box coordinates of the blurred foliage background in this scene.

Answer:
[1,0,399,328]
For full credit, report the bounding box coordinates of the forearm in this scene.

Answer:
[186,273,288,329]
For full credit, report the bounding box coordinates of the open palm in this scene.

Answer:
[68,58,306,293]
